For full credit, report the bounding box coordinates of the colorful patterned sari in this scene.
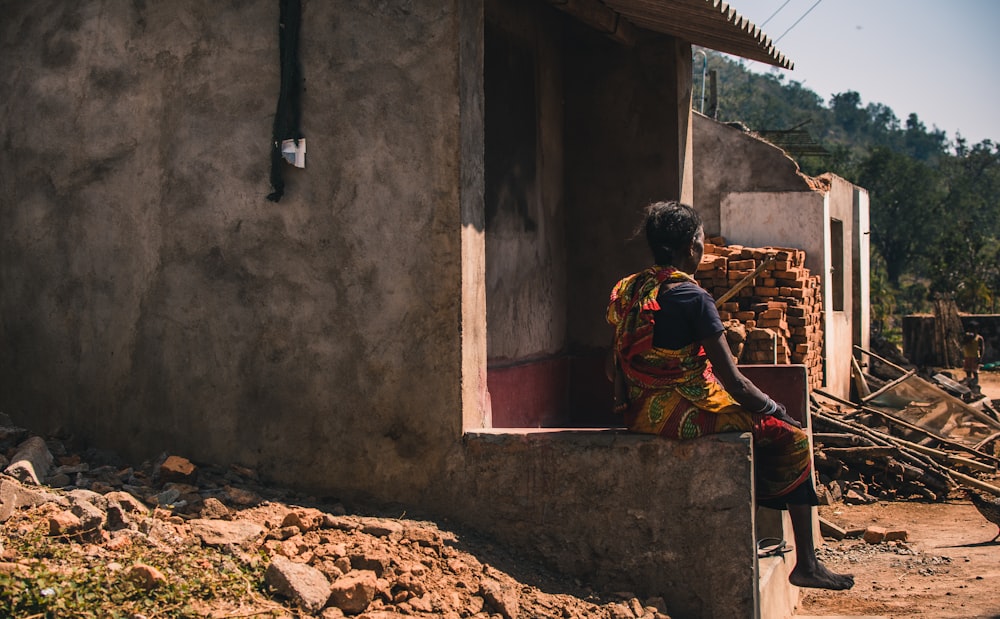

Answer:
[607,266,812,502]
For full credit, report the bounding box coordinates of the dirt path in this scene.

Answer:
[799,370,1000,619]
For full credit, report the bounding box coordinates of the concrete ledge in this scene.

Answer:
[441,429,758,618]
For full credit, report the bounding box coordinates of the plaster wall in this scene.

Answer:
[720,188,859,398]
[853,186,871,355]
[691,113,812,236]
[0,0,474,503]
[1,3,774,612]
[484,0,566,363]
[697,114,869,398]
[446,430,759,618]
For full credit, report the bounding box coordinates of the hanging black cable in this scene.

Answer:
[266,0,303,202]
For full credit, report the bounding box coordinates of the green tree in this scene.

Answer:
[854,147,945,286]
[927,140,1000,311]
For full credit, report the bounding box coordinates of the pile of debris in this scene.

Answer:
[0,414,670,618]
[809,347,1000,506]
[697,238,825,391]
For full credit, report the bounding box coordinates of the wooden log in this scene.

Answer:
[853,344,910,376]
[813,433,874,448]
[949,469,1000,497]
[811,409,955,496]
[824,446,898,459]
[816,389,1000,467]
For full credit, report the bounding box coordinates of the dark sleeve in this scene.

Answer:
[652,283,724,349]
[690,285,725,341]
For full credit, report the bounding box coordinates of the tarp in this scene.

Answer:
[864,373,1000,449]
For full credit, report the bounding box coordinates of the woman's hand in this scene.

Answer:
[769,401,802,428]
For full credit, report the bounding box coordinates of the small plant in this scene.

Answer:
[0,509,280,618]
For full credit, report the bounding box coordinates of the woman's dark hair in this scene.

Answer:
[643,201,702,265]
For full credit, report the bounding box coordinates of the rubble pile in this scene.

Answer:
[696,238,825,391]
[806,354,1000,506]
[0,416,671,618]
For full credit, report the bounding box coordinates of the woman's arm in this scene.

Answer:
[701,333,768,408]
[700,332,801,427]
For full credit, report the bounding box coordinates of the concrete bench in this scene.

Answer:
[445,365,809,618]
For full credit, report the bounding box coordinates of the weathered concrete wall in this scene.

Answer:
[484,0,566,363]
[0,0,474,503]
[823,174,865,397]
[446,430,759,619]
[698,114,869,399]
[692,113,812,237]
[1,4,774,613]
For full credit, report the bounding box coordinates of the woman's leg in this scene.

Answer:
[787,503,855,590]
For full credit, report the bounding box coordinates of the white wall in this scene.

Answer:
[721,189,857,398]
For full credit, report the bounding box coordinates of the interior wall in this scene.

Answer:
[564,31,689,353]
[484,0,566,364]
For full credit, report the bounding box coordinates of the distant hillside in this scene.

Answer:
[694,49,1000,321]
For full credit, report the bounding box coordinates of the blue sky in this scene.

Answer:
[724,0,1000,145]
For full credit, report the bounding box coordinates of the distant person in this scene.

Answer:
[606,200,854,590]
[962,331,985,385]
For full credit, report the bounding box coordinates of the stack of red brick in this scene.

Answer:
[695,238,825,391]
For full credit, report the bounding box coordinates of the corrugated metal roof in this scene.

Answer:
[548,0,793,69]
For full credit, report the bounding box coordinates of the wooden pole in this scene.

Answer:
[714,256,775,307]
[815,389,1000,466]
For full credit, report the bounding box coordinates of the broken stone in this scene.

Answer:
[350,549,392,576]
[1,477,66,523]
[323,514,360,531]
[4,436,53,485]
[283,508,326,532]
[67,488,108,511]
[105,491,150,530]
[480,577,519,619]
[885,528,909,542]
[198,497,230,520]
[189,519,265,548]
[220,485,260,506]
[70,498,106,534]
[49,510,82,536]
[361,519,404,539]
[329,569,378,615]
[403,526,441,547]
[863,526,888,544]
[159,455,197,484]
[128,563,167,590]
[265,555,331,613]
[45,473,72,488]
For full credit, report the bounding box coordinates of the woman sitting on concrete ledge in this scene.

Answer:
[606,200,854,591]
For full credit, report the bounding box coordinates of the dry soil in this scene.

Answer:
[798,369,1000,619]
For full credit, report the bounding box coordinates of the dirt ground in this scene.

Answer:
[798,370,1000,619]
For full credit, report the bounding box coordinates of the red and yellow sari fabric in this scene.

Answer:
[607,266,811,501]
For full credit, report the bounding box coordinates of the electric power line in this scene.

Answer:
[774,0,823,44]
[760,0,793,27]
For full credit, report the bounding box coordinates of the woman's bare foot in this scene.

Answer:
[789,561,855,590]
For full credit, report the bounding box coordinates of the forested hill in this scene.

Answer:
[695,49,1000,322]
